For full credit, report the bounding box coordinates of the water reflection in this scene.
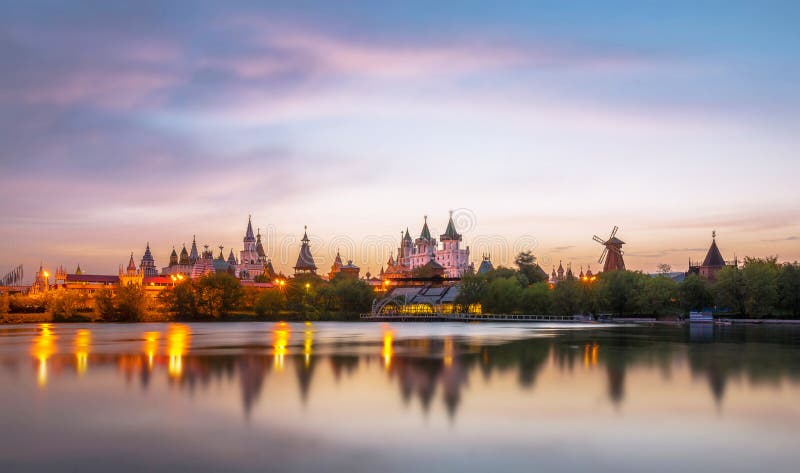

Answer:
[9,324,800,420]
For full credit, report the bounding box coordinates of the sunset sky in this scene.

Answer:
[1,1,799,280]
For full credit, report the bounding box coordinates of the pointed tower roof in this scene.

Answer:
[227,249,237,265]
[189,235,199,263]
[387,254,395,266]
[294,226,317,273]
[403,228,412,242]
[75,264,83,275]
[179,244,190,265]
[440,211,462,241]
[127,252,137,271]
[334,249,343,265]
[143,242,154,260]
[419,216,432,241]
[169,247,178,266]
[244,215,255,242]
[702,232,726,267]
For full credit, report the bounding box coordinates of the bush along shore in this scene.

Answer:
[1,256,798,323]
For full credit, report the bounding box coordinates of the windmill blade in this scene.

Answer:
[593,235,606,244]
[609,226,618,239]
[598,247,608,264]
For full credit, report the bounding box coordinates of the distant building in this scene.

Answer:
[329,250,360,280]
[477,254,494,274]
[687,231,737,282]
[384,212,471,279]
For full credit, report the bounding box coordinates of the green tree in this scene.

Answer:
[515,251,547,285]
[741,257,780,318]
[48,291,82,321]
[714,266,746,315]
[160,279,197,320]
[551,280,581,316]
[637,276,678,316]
[0,292,9,317]
[455,273,487,312]
[196,272,242,318]
[254,289,285,318]
[520,282,551,314]
[778,262,800,318]
[116,285,147,322]
[598,270,645,316]
[333,278,373,313]
[94,288,116,320]
[678,275,713,311]
[482,277,522,314]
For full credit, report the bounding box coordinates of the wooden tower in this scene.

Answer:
[593,226,626,272]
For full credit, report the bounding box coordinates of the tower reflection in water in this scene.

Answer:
[19,324,800,420]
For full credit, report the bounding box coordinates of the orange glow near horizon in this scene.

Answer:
[74,329,91,375]
[32,323,56,388]
[167,324,190,378]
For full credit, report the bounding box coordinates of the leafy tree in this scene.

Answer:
[515,251,547,285]
[741,257,780,318]
[678,275,713,311]
[253,273,270,283]
[598,270,646,316]
[160,279,197,320]
[483,267,517,281]
[0,292,9,316]
[94,288,116,320]
[520,282,551,314]
[455,273,487,312]
[778,262,800,318]
[48,291,82,321]
[637,276,678,316]
[254,289,285,318]
[656,263,672,275]
[115,285,147,322]
[196,272,242,318]
[332,278,373,312]
[482,277,522,314]
[714,266,746,315]
[551,280,581,316]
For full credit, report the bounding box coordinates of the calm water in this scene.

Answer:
[1,322,799,472]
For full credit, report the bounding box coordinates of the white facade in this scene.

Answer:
[395,214,471,278]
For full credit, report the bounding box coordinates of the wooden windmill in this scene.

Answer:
[593,226,626,272]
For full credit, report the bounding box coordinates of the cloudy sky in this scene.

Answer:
[1,0,799,280]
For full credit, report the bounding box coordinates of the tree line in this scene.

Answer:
[455,253,800,318]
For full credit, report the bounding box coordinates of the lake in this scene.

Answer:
[1,322,799,472]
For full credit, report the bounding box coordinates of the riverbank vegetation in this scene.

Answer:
[456,256,800,318]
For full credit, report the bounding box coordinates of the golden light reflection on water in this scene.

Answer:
[143,331,160,370]
[273,322,290,371]
[382,328,394,369]
[74,329,91,375]
[443,337,454,367]
[303,323,313,368]
[583,342,599,368]
[31,323,56,388]
[167,324,190,378]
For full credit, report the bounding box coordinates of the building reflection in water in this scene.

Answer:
[74,329,91,375]
[18,325,800,420]
[31,323,56,388]
[167,324,190,379]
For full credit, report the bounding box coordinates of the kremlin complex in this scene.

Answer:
[24,212,478,299]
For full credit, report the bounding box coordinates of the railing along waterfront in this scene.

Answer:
[360,313,585,322]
